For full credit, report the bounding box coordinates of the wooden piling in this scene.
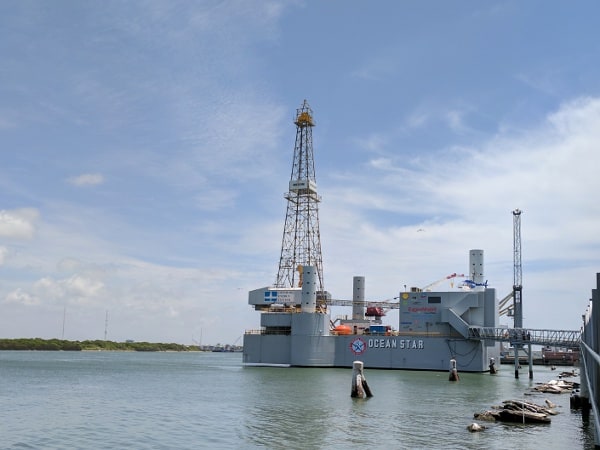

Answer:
[449,358,460,381]
[351,361,373,398]
[489,357,497,374]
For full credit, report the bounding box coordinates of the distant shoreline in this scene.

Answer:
[0,338,199,352]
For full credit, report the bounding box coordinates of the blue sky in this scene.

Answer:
[1,1,600,345]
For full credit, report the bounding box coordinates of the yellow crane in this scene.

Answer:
[421,273,465,291]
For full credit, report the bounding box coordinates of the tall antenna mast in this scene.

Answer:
[512,209,523,329]
[104,310,109,341]
[62,306,66,339]
[275,100,324,291]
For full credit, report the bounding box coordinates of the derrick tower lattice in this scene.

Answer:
[275,100,324,291]
[512,209,523,328]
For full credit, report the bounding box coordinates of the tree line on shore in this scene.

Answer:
[0,338,198,352]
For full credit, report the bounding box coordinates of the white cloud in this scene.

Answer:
[0,208,38,239]
[67,173,105,187]
[64,274,104,298]
[57,257,85,272]
[405,111,429,130]
[399,103,477,136]
[28,274,105,307]
[5,288,39,306]
[444,109,469,134]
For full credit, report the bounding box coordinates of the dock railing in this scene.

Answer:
[580,272,600,447]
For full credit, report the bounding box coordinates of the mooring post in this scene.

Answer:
[513,344,519,379]
[528,341,533,379]
[351,361,373,398]
[449,358,459,381]
[489,357,497,374]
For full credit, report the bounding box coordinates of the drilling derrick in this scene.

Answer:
[512,209,523,329]
[275,100,324,291]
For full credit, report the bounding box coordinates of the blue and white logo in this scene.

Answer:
[264,291,278,303]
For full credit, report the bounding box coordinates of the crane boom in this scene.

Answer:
[421,273,465,291]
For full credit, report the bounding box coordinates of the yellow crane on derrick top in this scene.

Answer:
[294,102,314,127]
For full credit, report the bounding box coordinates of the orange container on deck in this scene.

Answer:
[334,325,352,335]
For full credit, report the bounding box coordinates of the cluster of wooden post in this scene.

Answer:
[352,355,498,392]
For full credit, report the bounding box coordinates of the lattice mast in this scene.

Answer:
[512,209,523,328]
[275,100,324,291]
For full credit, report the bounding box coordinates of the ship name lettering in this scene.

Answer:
[368,338,397,349]
[368,339,424,349]
[398,339,424,349]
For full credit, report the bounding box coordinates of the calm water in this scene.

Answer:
[0,351,594,449]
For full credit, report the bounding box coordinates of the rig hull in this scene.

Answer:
[243,280,501,373]
[243,333,496,372]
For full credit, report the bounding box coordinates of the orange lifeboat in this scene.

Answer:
[334,325,352,335]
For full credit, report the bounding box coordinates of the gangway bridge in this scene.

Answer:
[467,326,580,347]
[469,326,580,381]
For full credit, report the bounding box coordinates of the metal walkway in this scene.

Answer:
[467,326,580,347]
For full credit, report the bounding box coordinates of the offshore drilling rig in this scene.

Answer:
[275,100,324,292]
[244,102,579,374]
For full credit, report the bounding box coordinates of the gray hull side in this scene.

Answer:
[333,335,495,371]
[243,334,498,372]
[243,334,291,366]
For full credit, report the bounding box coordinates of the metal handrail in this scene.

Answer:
[467,326,580,347]
[580,340,600,446]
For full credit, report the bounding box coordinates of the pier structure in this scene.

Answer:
[467,326,579,378]
[580,273,600,448]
